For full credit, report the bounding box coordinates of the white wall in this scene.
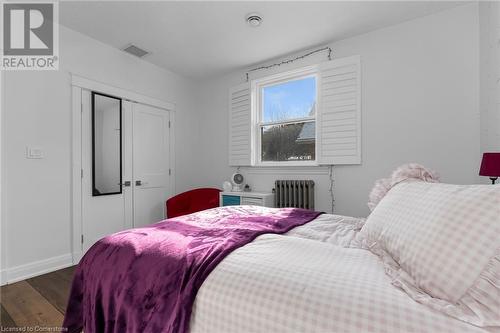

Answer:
[479,2,500,155]
[195,4,481,217]
[0,25,198,283]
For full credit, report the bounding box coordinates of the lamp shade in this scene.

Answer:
[479,152,500,177]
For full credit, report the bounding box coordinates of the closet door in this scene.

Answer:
[132,103,170,227]
[81,91,133,252]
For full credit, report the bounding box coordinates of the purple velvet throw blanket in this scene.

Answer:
[63,206,322,333]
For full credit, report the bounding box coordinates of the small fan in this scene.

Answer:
[231,173,244,192]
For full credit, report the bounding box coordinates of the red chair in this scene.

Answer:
[166,188,221,218]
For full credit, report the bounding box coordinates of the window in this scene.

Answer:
[255,70,317,165]
[228,55,361,167]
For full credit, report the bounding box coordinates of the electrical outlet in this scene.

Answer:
[26,146,43,159]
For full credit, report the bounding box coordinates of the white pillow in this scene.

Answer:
[356,181,500,327]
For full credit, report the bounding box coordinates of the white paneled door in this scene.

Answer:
[132,103,170,227]
[81,90,170,252]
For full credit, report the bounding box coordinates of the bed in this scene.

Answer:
[190,214,487,333]
[64,180,499,333]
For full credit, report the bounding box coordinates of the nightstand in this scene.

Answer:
[220,191,274,207]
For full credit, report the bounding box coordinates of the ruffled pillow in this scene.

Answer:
[356,181,500,328]
[367,163,439,211]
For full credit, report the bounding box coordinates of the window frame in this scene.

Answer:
[252,65,319,167]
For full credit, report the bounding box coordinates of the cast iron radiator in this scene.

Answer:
[274,180,315,210]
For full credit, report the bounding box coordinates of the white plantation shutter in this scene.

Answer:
[228,82,253,166]
[317,55,361,165]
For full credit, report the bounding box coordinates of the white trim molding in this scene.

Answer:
[71,86,83,264]
[0,253,73,285]
[169,111,176,196]
[71,73,175,112]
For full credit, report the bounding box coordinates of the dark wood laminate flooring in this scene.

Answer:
[0,266,76,332]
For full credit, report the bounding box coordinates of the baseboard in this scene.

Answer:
[72,251,83,264]
[0,253,73,285]
[0,269,6,286]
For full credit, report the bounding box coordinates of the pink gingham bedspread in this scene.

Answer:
[189,214,489,333]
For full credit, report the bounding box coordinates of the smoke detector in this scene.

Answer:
[246,13,262,27]
[121,44,150,58]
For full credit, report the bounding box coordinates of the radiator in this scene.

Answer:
[274,180,315,210]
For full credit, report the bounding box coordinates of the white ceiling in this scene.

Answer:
[60,1,463,79]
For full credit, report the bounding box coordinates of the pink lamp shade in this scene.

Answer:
[479,152,500,178]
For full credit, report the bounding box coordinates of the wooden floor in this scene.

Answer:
[0,266,76,331]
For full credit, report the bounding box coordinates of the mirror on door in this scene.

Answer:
[92,92,122,196]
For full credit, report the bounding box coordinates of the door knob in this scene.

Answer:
[135,180,142,186]
[120,181,131,187]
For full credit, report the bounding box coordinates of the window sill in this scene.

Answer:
[242,165,330,175]
[256,161,318,167]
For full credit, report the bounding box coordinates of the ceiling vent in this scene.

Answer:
[122,44,150,58]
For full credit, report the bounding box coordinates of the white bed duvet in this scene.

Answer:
[190,214,488,333]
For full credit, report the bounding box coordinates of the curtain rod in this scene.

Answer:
[245,46,332,82]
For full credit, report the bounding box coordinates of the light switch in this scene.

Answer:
[26,146,43,159]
